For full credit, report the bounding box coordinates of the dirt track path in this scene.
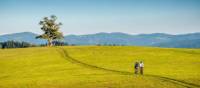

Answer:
[57,48,200,88]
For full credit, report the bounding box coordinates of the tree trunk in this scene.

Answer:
[48,39,53,46]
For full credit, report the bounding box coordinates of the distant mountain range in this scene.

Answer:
[0,32,200,48]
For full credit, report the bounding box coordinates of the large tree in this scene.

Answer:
[36,15,63,46]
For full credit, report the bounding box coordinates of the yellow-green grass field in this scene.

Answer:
[0,46,200,88]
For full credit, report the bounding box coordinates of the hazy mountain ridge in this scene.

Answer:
[0,32,46,44]
[0,32,200,48]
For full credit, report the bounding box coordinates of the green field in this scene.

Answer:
[0,46,200,88]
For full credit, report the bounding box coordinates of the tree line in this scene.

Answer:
[40,41,68,46]
[0,40,69,49]
[0,41,35,49]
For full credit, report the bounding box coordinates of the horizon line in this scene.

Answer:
[1,31,200,36]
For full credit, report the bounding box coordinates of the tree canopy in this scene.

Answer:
[36,15,63,46]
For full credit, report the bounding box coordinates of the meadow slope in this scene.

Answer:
[0,46,200,88]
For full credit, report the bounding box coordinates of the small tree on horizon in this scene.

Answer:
[36,15,63,46]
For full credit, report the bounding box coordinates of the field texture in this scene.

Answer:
[0,46,200,88]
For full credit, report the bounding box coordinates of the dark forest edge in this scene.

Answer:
[0,40,68,49]
[0,40,134,49]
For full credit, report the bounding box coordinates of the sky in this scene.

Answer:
[0,0,200,35]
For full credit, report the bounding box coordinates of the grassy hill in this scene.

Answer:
[0,46,200,88]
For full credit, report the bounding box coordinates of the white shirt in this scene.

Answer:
[139,63,144,67]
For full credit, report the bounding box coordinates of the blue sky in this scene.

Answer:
[0,0,200,35]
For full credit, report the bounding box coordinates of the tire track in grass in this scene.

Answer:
[57,48,200,88]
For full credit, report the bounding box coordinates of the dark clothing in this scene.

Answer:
[134,62,139,74]
[135,63,139,69]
